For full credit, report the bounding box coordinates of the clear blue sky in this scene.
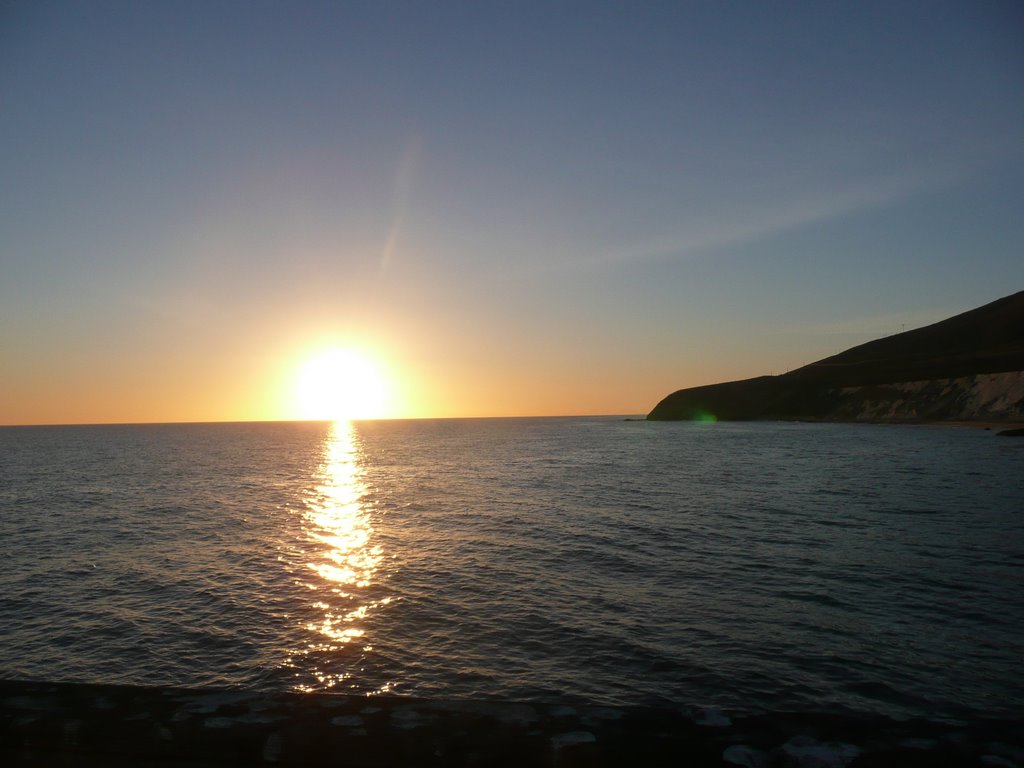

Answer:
[2,1,1022,423]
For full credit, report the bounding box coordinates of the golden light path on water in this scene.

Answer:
[297,419,391,693]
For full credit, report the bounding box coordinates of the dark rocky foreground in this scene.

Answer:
[2,680,1022,767]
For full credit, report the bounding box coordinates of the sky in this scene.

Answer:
[1,0,1022,424]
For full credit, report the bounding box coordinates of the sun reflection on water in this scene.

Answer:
[296,419,390,692]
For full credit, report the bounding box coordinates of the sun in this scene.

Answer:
[295,347,390,421]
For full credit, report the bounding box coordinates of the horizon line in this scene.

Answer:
[0,413,647,429]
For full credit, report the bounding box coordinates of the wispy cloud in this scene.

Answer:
[378,137,420,276]
[595,161,977,269]
[524,137,1022,277]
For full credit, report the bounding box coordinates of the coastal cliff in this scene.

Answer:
[648,291,1024,422]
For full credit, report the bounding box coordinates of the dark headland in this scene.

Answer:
[648,290,1024,424]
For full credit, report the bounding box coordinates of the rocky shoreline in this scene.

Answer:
[2,680,1021,766]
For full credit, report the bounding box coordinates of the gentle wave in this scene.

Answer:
[1,418,1022,719]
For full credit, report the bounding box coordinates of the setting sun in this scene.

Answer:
[294,348,391,421]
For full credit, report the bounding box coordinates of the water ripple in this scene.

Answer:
[1,419,1022,719]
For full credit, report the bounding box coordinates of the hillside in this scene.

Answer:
[647,291,1024,422]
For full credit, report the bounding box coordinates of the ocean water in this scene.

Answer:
[1,417,1021,720]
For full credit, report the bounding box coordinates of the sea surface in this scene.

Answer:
[1,418,1022,720]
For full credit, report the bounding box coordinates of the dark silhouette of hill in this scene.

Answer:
[648,291,1024,421]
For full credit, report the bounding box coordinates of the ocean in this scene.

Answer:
[1,417,1021,720]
